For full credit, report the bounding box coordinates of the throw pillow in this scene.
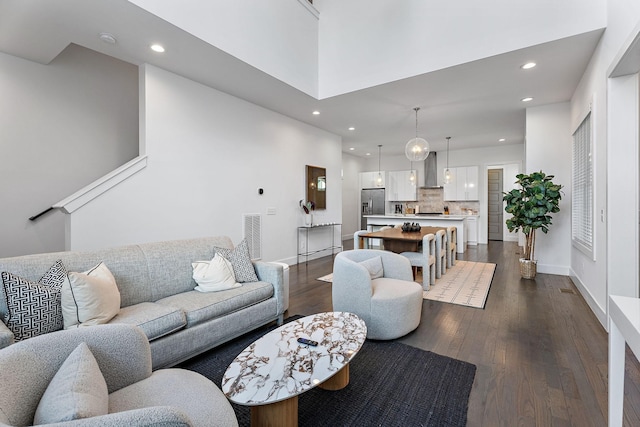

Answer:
[359,256,384,279]
[214,239,259,283]
[192,253,241,292]
[62,262,121,329]
[34,342,108,424]
[1,259,69,341]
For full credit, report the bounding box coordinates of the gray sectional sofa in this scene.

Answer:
[0,236,287,369]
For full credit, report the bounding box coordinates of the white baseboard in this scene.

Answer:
[537,263,570,276]
[569,268,607,330]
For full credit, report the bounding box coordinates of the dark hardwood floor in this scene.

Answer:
[285,240,640,426]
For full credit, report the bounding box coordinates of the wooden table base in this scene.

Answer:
[249,364,350,426]
[318,363,349,391]
[251,395,298,427]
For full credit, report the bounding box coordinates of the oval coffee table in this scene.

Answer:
[222,311,367,427]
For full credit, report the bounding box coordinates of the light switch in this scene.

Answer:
[267,207,276,215]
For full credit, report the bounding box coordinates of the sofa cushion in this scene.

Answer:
[155,282,273,328]
[34,342,108,424]
[214,239,259,283]
[1,259,68,341]
[62,262,121,329]
[109,302,186,341]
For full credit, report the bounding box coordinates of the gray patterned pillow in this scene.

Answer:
[214,239,259,283]
[1,259,69,341]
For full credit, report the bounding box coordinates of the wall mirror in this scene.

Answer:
[306,165,326,210]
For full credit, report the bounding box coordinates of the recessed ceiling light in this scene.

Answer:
[521,62,536,69]
[98,32,117,44]
[312,111,320,115]
[366,153,371,156]
[150,44,165,53]
[499,138,506,142]
[521,97,533,102]
[349,147,355,151]
[348,127,355,131]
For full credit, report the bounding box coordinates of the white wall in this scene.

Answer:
[525,103,572,275]
[67,65,342,265]
[569,0,640,328]
[341,153,366,240]
[129,0,319,97]
[0,44,138,257]
[317,0,606,98]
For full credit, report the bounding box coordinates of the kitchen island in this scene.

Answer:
[364,214,469,253]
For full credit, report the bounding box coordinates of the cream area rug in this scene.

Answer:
[423,261,496,309]
[317,273,333,282]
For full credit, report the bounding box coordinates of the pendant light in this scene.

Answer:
[444,137,452,184]
[376,144,383,187]
[405,107,430,162]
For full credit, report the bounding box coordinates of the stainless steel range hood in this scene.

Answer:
[420,152,442,188]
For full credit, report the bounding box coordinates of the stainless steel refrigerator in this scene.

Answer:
[361,188,385,230]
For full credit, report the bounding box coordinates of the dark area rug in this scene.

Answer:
[180,317,476,426]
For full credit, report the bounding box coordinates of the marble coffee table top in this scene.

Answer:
[222,311,367,405]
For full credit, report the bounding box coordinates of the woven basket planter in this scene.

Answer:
[519,258,537,279]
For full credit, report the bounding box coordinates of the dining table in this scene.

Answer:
[357,226,447,253]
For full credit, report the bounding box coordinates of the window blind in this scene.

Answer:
[572,112,593,257]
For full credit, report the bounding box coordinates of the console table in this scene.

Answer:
[297,223,342,265]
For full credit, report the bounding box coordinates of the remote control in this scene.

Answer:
[297,337,318,346]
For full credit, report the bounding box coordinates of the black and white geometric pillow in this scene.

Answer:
[1,259,69,341]
[214,239,259,283]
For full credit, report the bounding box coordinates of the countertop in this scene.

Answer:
[364,214,473,220]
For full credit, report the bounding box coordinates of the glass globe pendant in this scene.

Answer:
[405,107,430,162]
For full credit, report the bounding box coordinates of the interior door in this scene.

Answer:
[488,169,503,241]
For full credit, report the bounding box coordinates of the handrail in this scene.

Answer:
[29,207,54,221]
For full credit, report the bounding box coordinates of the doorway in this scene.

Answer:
[488,169,503,241]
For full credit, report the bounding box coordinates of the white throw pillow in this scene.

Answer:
[359,256,384,279]
[192,253,241,292]
[34,342,108,424]
[62,262,121,329]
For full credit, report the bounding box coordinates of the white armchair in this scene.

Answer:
[332,250,423,340]
[0,324,237,427]
[400,233,436,291]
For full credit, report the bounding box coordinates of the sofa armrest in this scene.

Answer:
[253,261,285,315]
[37,406,192,427]
[0,321,14,349]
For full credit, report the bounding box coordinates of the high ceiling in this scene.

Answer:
[0,0,604,157]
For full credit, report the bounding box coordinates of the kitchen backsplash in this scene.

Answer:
[405,188,479,215]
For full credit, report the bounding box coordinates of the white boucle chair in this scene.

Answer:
[435,229,447,279]
[332,250,423,340]
[447,226,457,268]
[0,324,237,427]
[400,233,436,291]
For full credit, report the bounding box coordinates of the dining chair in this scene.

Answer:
[435,229,447,279]
[447,226,457,268]
[400,233,436,290]
[353,230,370,249]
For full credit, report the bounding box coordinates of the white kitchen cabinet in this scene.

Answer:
[443,166,479,201]
[359,171,385,189]
[466,216,478,245]
[386,170,417,201]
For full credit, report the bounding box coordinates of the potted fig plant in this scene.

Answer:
[503,171,563,279]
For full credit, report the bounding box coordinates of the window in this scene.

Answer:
[572,112,593,257]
